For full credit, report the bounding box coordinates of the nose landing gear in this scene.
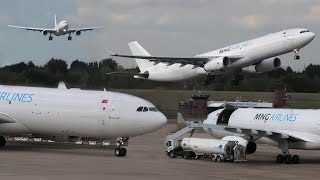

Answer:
[293,49,300,60]
[114,137,129,157]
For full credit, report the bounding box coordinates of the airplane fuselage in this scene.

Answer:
[203,108,320,150]
[53,20,69,36]
[144,28,315,82]
[0,85,166,141]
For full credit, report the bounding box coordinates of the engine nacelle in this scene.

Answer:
[255,57,281,73]
[204,57,230,72]
[76,31,81,36]
[42,30,48,36]
[221,136,257,154]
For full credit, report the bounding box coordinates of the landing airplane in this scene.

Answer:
[0,83,167,156]
[203,105,320,164]
[110,28,315,85]
[8,15,104,41]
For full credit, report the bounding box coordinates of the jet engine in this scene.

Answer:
[204,57,230,72]
[221,136,257,154]
[76,31,81,36]
[255,57,281,73]
[42,30,48,36]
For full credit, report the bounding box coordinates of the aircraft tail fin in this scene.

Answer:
[54,14,57,26]
[128,41,154,72]
[177,113,186,124]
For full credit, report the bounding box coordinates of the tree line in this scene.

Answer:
[1,58,320,92]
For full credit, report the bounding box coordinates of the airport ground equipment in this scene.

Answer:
[165,121,246,162]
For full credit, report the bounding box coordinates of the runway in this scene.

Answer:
[0,124,320,180]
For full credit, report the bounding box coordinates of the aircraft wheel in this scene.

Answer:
[292,155,300,164]
[276,154,284,163]
[121,148,127,156]
[284,155,292,164]
[294,55,300,60]
[0,136,6,147]
[115,148,122,157]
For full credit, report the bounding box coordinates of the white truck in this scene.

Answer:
[167,137,246,162]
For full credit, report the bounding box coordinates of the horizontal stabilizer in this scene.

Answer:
[0,112,16,124]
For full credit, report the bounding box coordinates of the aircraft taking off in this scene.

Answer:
[110,28,315,85]
[0,83,167,156]
[8,15,104,41]
[203,105,320,164]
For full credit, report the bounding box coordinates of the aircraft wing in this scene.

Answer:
[106,72,149,78]
[68,26,104,33]
[8,25,56,33]
[203,124,316,143]
[111,54,243,67]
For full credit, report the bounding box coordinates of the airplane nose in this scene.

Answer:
[154,112,167,129]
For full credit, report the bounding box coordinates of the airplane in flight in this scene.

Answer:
[202,104,320,164]
[8,15,103,41]
[0,83,167,156]
[110,28,315,85]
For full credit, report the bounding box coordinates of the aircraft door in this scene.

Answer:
[109,100,120,119]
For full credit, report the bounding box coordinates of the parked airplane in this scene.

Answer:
[0,83,167,156]
[8,15,103,41]
[202,104,320,164]
[110,28,315,85]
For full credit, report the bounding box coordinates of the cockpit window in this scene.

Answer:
[148,107,158,112]
[137,107,143,112]
[300,30,309,34]
[143,107,148,112]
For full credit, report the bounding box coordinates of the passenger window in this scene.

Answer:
[148,107,157,112]
[143,107,148,112]
[137,107,143,112]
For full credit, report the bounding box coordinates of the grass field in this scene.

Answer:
[114,89,320,111]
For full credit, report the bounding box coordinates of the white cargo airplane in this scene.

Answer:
[8,15,103,41]
[110,28,315,85]
[0,83,167,156]
[202,105,320,164]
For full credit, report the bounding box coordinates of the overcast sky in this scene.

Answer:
[0,0,320,71]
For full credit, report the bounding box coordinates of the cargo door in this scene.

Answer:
[109,100,120,119]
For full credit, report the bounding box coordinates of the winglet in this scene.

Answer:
[107,50,116,56]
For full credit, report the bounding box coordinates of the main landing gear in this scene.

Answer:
[48,35,53,41]
[204,75,215,85]
[0,136,6,147]
[67,35,72,41]
[276,139,300,164]
[293,49,300,60]
[114,137,129,157]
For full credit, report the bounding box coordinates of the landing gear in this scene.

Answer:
[0,136,6,147]
[67,36,72,41]
[48,36,53,41]
[293,49,300,60]
[114,147,127,157]
[231,71,244,86]
[114,137,129,157]
[276,139,300,164]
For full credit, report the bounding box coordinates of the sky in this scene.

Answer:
[0,0,320,71]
